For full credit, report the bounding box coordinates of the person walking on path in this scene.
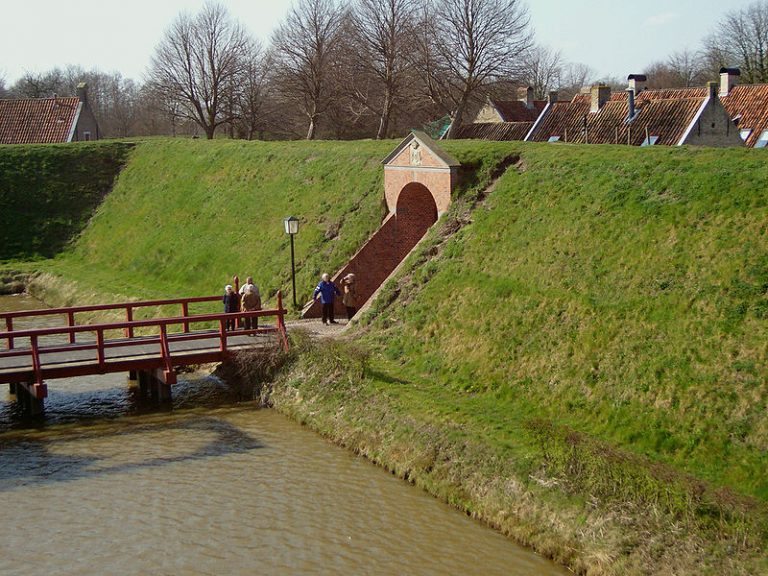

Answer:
[341,273,358,321]
[313,273,341,325]
[240,285,262,331]
[223,284,240,331]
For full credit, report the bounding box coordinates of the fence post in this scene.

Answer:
[125,306,134,338]
[5,317,13,350]
[181,301,190,333]
[67,311,76,344]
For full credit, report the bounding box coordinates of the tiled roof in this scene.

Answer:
[491,99,547,122]
[0,97,81,144]
[528,94,705,145]
[719,84,768,147]
[455,122,533,141]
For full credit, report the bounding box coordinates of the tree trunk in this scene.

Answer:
[376,92,392,140]
[445,96,469,139]
[306,116,317,140]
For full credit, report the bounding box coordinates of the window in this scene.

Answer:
[641,135,659,146]
[755,130,768,148]
[740,129,752,141]
[547,135,561,142]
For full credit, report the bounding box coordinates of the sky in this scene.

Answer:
[0,0,759,86]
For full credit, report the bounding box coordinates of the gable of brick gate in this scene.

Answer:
[382,131,460,216]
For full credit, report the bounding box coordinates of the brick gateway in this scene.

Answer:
[303,131,459,320]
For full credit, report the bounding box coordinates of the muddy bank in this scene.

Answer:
[0,271,29,295]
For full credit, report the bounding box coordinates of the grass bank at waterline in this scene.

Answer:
[272,143,768,575]
[0,142,133,261]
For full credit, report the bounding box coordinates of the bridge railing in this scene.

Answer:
[0,292,289,388]
[1,294,237,350]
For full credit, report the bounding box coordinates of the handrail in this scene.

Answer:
[0,309,283,341]
[0,295,223,348]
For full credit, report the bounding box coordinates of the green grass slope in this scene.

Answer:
[0,142,132,261]
[367,142,768,499]
[47,139,395,303]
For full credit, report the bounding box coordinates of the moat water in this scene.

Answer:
[0,294,567,575]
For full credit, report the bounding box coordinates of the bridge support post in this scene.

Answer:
[135,369,173,404]
[15,381,46,416]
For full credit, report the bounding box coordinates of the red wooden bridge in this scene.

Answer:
[0,292,289,414]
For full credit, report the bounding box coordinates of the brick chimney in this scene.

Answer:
[590,84,611,113]
[627,74,647,94]
[517,86,534,109]
[76,82,88,104]
[719,67,740,97]
[548,91,558,105]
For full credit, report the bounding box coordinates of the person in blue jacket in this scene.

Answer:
[313,273,341,325]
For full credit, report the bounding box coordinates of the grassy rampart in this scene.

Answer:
[269,142,768,575]
[0,142,132,261]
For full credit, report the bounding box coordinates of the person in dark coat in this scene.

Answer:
[222,284,240,331]
[312,273,341,325]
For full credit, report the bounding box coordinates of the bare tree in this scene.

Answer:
[147,2,252,139]
[705,0,768,83]
[272,0,346,140]
[520,44,564,99]
[348,0,419,139]
[231,43,273,139]
[644,49,707,89]
[427,0,532,138]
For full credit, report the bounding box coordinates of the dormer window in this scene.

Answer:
[755,130,768,148]
[641,135,659,146]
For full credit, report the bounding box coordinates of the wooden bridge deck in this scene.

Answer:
[0,328,279,384]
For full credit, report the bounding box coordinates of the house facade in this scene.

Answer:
[0,83,100,144]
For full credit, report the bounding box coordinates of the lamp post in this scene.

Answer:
[284,216,299,308]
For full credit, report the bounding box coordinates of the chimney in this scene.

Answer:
[517,86,534,109]
[76,82,88,104]
[548,91,558,105]
[708,81,719,100]
[590,84,611,113]
[627,74,647,94]
[626,88,636,120]
[719,67,740,97]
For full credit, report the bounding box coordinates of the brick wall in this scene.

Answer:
[303,183,438,319]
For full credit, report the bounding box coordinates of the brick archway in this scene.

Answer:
[394,182,438,259]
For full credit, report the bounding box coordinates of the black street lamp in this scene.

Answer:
[284,216,299,308]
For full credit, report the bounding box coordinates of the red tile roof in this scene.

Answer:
[455,121,533,141]
[719,84,768,147]
[0,97,81,144]
[491,99,547,122]
[528,93,706,146]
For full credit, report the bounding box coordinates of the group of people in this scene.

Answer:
[222,272,359,330]
[222,276,261,332]
[313,272,358,326]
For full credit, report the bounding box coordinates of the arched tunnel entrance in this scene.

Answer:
[302,131,458,320]
[393,183,438,261]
